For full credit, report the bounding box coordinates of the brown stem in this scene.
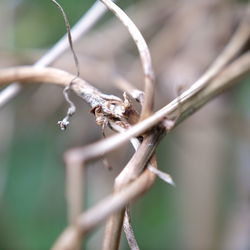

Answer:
[102,129,164,250]
[100,0,155,119]
[0,66,126,117]
[123,207,140,250]
[61,51,250,166]
[53,52,250,250]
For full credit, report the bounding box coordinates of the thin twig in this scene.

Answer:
[100,0,155,119]
[60,8,249,162]
[51,0,80,78]
[123,207,140,250]
[51,0,81,130]
[147,165,175,186]
[108,117,174,249]
[0,51,249,163]
[0,66,127,117]
[114,75,144,104]
[0,49,245,250]
[172,9,250,110]
[52,158,158,250]
[0,41,249,250]
[102,129,164,250]
[65,161,84,225]
[52,52,250,249]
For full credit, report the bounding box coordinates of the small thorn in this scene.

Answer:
[148,165,176,187]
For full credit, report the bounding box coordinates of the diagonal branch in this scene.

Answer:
[0,51,249,250]
[0,66,126,117]
[1,52,249,166]
[52,52,250,250]
[60,51,250,166]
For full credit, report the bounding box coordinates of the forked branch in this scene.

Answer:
[52,51,250,250]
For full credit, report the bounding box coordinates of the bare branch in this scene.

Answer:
[51,0,80,78]
[0,49,249,164]
[52,161,157,250]
[114,75,144,104]
[147,165,175,186]
[61,52,250,168]
[100,0,155,119]
[0,66,129,119]
[102,129,164,250]
[50,0,81,130]
[0,13,249,249]
[65,162,84,225]
[52,50,250,249]
[174,9,250,108]
[123,207,140,250]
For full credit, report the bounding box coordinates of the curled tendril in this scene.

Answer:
[51,0,80,130]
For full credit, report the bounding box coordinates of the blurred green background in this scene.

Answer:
[0,0,250,249]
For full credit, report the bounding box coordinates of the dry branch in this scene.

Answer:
[100,0,155,119]
[0,51,249,249]
[0,66,130,120]
[52,51,250,249]
[0,52,249,163]
[0,4,249,250]
[123,208,140,250]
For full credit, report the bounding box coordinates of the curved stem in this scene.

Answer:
[100,0,155,119]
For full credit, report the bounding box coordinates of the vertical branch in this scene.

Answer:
[102,129,164,250]
[51,0,80,78]
[50,0,81,130]
[98,2,156,246]
[52,51,250,250]
[102,208,126,250]
[98,1,157,247]
[100,0,155,119]
[123,207,140,250]
[65,162,84,225]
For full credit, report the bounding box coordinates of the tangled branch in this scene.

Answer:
[0,2,249,250]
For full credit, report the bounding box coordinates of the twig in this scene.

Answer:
[52,52,250,250]
[65,161,84,225]
[0,39,249,250]
[172,9,250,110]
[100,0,155,119]
[51,0,80,130]
[123,207,140,250]
[114,75,144,104]
[59,53,249,169]
[1,51,249,164]
[52,158,158,250]
[108,117,174,249]
[0,0,116,107]
[0,66,127,118]
[147,165,175,186]
[50,0,80,78]
[102,129,164,250]
[60,7,250,163]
